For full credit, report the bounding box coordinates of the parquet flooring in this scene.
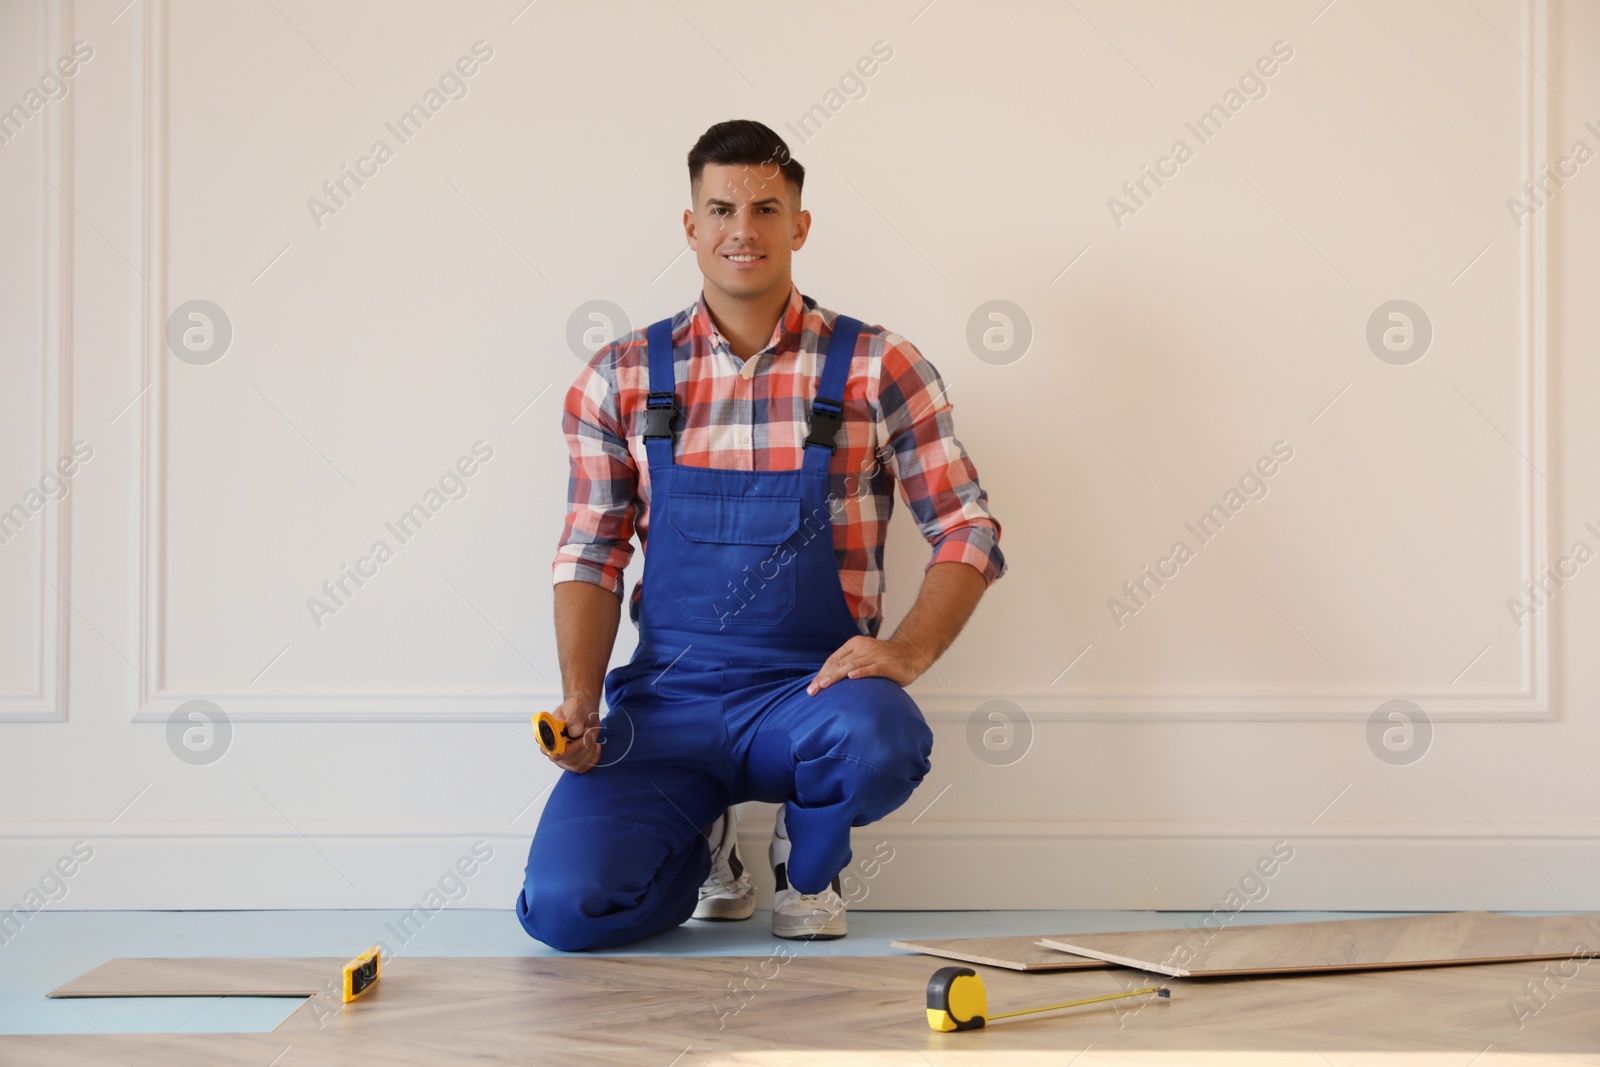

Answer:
[8,950,1600,1064]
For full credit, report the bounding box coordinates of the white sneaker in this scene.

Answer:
[693,806,755,921]
[768,805,847,940]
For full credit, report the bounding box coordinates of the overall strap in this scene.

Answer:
[641,317,677,467]
[802,315,862,467]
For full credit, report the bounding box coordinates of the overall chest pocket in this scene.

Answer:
[666,493,801,627]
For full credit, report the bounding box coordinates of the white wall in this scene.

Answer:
[3,0,1598,916]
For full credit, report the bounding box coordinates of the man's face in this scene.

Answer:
[684,162,810,303]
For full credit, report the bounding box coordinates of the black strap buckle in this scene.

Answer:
[643,391,677,440]
[805,401,843,452]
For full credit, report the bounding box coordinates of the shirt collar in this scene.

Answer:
[692,284,807,379]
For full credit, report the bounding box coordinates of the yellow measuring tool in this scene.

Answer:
[341,946,381,1003]
[926,965,1168,1031]
[532,711,573,758]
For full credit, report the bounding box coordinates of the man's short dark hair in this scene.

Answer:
[687,119,804,201]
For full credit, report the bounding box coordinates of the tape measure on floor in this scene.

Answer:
[926,966,1168,1031]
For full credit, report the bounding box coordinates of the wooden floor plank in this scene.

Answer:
[47,957,343,997]
[889,934,1110,971]
[1036,910,1600,977]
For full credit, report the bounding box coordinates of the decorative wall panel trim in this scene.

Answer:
[135,0,1557,722]
[2,0,74,724]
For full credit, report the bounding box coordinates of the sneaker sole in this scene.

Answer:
[692,896,756,921]
[771,908,848,940]
[772,923,847,941]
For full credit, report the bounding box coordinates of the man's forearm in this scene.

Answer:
[553,579,622,700]
[885,560,988,673]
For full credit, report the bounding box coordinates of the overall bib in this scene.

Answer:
[518,312,935,952]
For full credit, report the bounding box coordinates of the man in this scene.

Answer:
[517,119,1005,950]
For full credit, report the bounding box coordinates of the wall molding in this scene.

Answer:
[134,0,1558,723]
[3,818,1596,910]
[135,0,167,720]
[127,685,1557,723]
[4,818,1598,844]
[1,0,74,724]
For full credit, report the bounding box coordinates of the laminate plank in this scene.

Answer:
[889,933,1110,970]
[1036,910,1600,977]
[47,957,343,997]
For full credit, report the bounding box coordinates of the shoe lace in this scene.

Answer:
[705,825,746,888]
[780,877,844,909]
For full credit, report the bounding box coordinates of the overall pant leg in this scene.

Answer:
[726,663,934,895]
[517,657,732,951]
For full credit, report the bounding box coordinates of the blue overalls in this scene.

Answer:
[517,312,935,951]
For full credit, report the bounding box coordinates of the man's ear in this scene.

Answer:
[791,208,812,251]
[683,207,698,250]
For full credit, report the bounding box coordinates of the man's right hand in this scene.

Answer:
[545,694,603,774]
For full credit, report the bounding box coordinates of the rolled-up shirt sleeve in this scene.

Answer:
[551,349,637,596]
[873,333,1006,585]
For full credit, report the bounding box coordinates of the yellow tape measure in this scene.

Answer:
[926,966,1168,1031]
[532,711,571,757]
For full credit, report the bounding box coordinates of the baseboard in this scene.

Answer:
[3,818,1598,914]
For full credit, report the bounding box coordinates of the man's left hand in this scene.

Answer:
[806,635,930,695]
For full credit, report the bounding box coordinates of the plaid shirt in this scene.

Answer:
[553,284,1006,638]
